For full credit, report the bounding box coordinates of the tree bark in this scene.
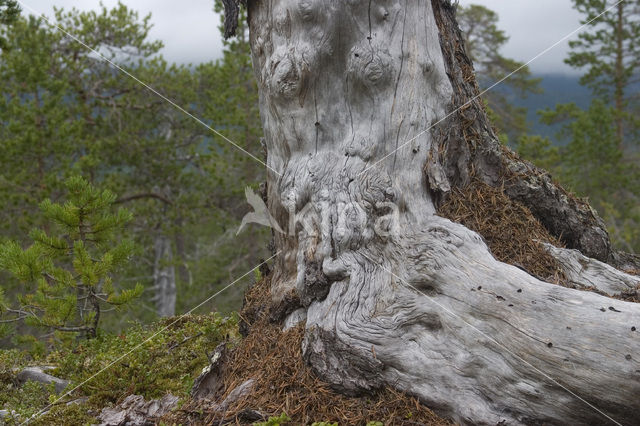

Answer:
[243,1,640,424]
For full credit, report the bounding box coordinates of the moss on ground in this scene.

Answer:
[0,312,238,425]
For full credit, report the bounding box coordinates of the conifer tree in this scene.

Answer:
[566,0,640,148]
[537,100,640,251]
[0,177,142,339]
[0,0,19,50]
[457,3,542,143]
[518,0,640,253]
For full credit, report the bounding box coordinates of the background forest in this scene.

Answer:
[0,0,638,422]
[0,0,638,347]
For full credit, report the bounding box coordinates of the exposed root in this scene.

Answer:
[165,278,451,425]
[438,180,567,285]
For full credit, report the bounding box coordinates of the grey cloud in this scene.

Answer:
[20,0,583,73]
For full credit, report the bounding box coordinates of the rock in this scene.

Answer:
[0,409,18,421]
[16,366,69,393]
[97,394,178,426]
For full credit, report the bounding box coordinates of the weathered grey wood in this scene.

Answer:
[191,343,228,400]
[544,243,640,296]
[98,394,178,426]
[303,217,640,425]
[283,307,306,331]
[242,0,640,424]
[153,233,176,317]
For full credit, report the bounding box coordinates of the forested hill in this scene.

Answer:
[513,73,593,140]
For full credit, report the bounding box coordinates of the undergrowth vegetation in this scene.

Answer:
[0,312,238,425]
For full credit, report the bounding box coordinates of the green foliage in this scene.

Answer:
[49,312,238,405]
[0,0,19,50]
[0,349,28,401]
[1,380,53,421]
[0,4,159,239]
[0,1,269,328]
[366,422,384,426]
[567,0,640,102]
[170,1,269,316]
[457,4,542,142]
[516,1,640,254]
[29,402,96,426]
[522,99,640,252]
[254,412,291,426]
[566,0,640,147]
[311,422,338,426]
[0,0,18,21]
[0,177,141,340]
[0,312,238,423]
[0,349,54,422]
[514,134,560,173]
[538,100,629,199]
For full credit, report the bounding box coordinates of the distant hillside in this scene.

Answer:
[511,73,593,140]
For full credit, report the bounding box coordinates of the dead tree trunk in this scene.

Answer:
[238,0,640,424]
[153,233,176,317]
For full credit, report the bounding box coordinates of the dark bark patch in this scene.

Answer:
[268,289,302,323]
[300,259,331,307]
[615,286,640,303]
[222,0,246,39]
[429,0,614,263]
[191,342,228,400]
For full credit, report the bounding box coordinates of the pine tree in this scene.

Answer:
[517,1,640,253]
[537,99,640,251]
[566,0,640,148]
[0,3,269,321]
[0,177,142,340]
[457,3,542,143]
[0,0,19,50]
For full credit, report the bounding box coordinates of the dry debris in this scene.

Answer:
[438,180,567,285]
[164,278,451,425]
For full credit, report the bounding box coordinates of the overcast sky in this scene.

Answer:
[16,0,583,74]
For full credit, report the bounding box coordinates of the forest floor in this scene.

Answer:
[1,280,451,425]
[163,276,451,426]
[0,312,237,425]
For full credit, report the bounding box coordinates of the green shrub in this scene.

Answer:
[254,412,291,426]
[0,312,238,423]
